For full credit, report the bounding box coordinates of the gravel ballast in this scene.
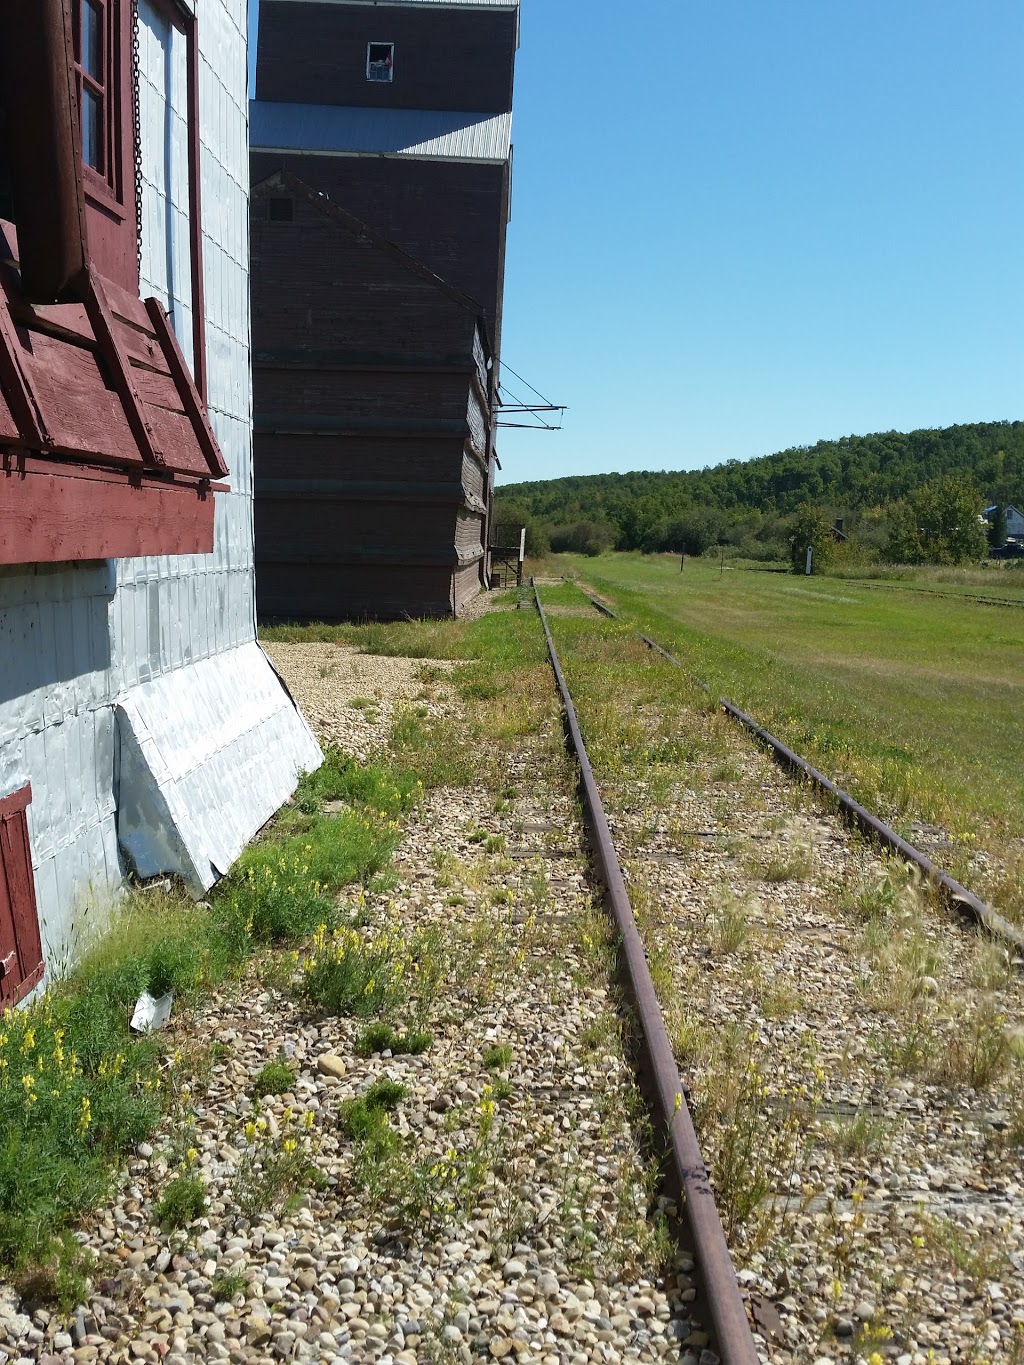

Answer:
[545,605,1024,1365]
[1,637,710,1365]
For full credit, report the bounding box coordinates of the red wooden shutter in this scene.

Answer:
[0,785,45,1009]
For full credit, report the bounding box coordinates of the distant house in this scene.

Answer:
[983,505,1024,543]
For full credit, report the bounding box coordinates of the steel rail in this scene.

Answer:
[572,586,1024,956]
[718,701,1024,954]
[533,584,761,1365]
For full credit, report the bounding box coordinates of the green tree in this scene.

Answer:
[549,520,615,557]
[660,508,726,556]
[490,500,549,557]
[787,504,834,575]
[886,475,987,564]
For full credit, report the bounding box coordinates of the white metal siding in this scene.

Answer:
[0,0,320,973]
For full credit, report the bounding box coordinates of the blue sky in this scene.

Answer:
[249,1,1024,486]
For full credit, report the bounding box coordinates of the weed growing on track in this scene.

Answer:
[153,1167,206,1231]
[354,1022,432,1056]
[211,1270,247,1303]
[709,891,752,955]
[300,921,416,1017]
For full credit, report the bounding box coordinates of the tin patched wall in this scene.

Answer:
[0,0,320,971]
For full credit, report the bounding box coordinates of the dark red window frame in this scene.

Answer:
[0,785,45,1010]
[72,0,114,184]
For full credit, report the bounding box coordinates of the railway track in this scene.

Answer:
[576,585,1024,957]
[533,580,1024,1365]
[733,568,1024,612]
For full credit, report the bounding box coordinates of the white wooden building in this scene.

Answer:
[0,0,320,1004]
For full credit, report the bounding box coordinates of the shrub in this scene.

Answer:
[301,922,414,1017]
[154,1173,206,1230]
[252,1057,295,1099]
[354,1024,432,1057]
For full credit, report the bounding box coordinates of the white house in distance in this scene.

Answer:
[983,505,1024,544]
[0,0,321,1005]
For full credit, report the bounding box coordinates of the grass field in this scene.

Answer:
[551,552,1024,921]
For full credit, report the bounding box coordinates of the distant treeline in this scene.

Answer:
[493,421,1024,565]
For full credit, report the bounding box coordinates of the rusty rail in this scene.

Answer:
[533,584,761,1365]
[573,585,1024,956]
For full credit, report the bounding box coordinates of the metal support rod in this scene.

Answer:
[533,583,760,1365]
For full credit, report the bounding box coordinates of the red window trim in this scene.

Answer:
[76,0,137,290]
[0,784,45,1011]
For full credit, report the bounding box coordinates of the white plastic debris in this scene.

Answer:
[130,991,173,1034]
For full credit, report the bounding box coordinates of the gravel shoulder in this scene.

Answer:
[2,635,710,1365]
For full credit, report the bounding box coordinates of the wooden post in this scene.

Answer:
[805,546,813,576]
[680,553,685,572]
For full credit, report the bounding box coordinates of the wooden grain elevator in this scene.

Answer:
[250,0,519,620]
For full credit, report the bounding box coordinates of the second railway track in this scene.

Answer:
[533,579,1024,1365]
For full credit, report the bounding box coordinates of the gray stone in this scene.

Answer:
[316,1053,349,1075]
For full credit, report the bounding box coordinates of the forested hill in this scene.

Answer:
[498,421,1024,531]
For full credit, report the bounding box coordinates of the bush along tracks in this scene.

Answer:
[534,579,1024,1365]
[0,601,703,1364]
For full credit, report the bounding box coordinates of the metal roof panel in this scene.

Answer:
[250,101,512,161]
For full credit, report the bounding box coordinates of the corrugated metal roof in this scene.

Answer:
[250,100,512,162]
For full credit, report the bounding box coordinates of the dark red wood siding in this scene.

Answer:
[0,785,45,1010]
[250,153,509,347]
[251,176,493,621]
[256,2,517,112]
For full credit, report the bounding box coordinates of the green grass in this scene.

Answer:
[0,737,438,1284]
[555,552,1024,920]
[0,603,559,1291]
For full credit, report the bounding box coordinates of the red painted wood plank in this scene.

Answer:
[19,328,144,465]
[0,288,47,447]
[9,297,94,348]
[145,298,228,477]
[0,785,43,1009]
[0,465,216,562]
[0,380,20,442]
[2,811,43,985]
[85,269,164,467]
[0,786,31,822]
